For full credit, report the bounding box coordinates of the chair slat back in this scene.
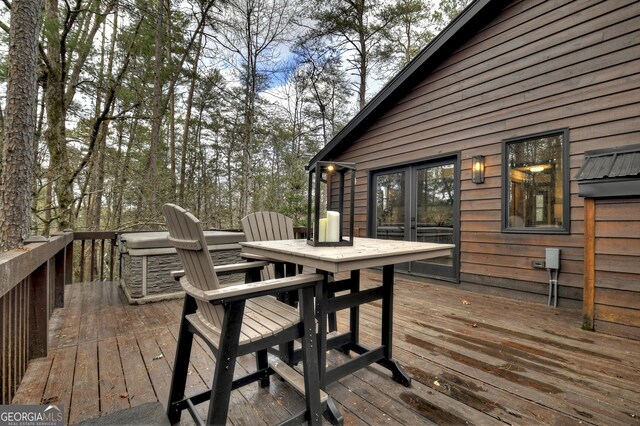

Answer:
[163,203,224,329]
[242,211,295,242]
[242,212,295,280]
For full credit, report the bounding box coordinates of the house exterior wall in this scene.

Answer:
[328,0,640,306]
[593,198,640,340]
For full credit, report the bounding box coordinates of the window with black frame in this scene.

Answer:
[503,130,569,233]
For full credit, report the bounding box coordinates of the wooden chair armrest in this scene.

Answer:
[241,252,269,261]
[241,252,299,274]
[171,269,185,279]
[172,261,268,281]
[214,261,269,276]
[181,273,324,304]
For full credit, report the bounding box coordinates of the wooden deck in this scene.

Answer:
[12,271,640,425]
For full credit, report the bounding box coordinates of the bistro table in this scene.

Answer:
[240,237,454,388]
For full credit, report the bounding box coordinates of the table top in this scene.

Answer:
[240,237,454,273]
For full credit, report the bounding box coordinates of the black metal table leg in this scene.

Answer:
[349,269,360,344]
[380,264,411,386]
[318,272,330,388]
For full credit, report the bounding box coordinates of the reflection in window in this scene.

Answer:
[376,172,405,240]
[505,131,567,231]
[416,164,454,243]
[416,164,454,265]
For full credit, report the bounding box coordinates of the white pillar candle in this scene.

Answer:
[326,211,340,242]
[318,218,328,242]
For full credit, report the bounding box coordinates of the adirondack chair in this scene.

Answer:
[163,204,342,426]
[242,212,339,335]
[241,211,298,281]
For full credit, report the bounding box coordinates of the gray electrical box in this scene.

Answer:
[545,248,560,270]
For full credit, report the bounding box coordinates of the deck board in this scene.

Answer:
[117,333,156,408]
[96,337,129,416]
[69,341,99,424]
[11,274,640,425]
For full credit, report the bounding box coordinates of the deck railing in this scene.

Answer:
[0,230,119,404]
[73,231,118,283]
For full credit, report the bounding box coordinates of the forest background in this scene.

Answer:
[0,0,469,243]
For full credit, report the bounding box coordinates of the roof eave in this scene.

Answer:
[578,178,640,198]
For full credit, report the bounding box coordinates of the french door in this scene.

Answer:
[370,156,459,281]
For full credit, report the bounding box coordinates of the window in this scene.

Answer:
[503,129,570,233]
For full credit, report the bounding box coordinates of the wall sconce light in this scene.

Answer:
[471,155,485,184]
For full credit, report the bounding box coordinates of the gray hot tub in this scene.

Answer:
[119,230,245,304]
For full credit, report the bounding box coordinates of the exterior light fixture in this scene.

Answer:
[471,155,485,184]
[307,161,356,246]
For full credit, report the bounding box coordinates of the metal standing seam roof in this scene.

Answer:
[576,145,640,181]
[576,144,640,198]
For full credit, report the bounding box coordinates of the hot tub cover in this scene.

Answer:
[120,230,245,251]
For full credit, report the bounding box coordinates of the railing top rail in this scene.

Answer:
[73,231,118,240]
[0,232,73,299]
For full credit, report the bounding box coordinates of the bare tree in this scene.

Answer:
[210,0,303,218]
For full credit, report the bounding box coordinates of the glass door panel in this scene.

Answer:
[374,171,408,241]
[370,157,458,281]
[412,162,457,278]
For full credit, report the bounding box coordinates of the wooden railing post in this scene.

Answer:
[51,232,67,308]
[54,249,65,308]
[583,198,596,330]
[65,240,74,285]
[110,236,116,281]
[64,229,74,285]
[80,239,86,282]
[90,239,96,282]
[100,239,105,281]
[28,262,48,359]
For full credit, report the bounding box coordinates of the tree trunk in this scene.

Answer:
[114,118,137,229]
[240,45,257,220]
[86,21,108,231]
[147,0,165,221]
[108,119,125,229]
[43,0,73,228]
[357,0,367,110]
[0,103,4,175]
[179,30,203,205]
[166,0,177,201]
[0,0,44,251]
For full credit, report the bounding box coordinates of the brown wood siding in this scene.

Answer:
[593,198,640,340]
[328,0,640,305]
